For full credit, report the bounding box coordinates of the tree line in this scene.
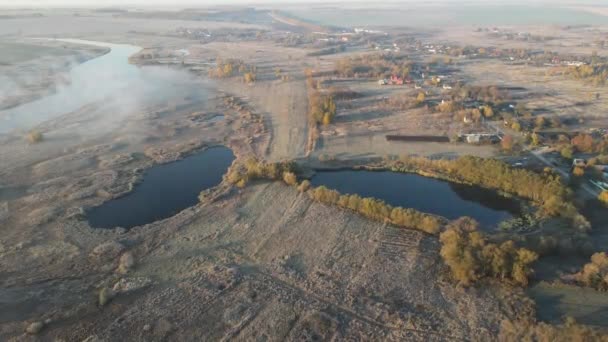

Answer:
[225,158,296,188]
[224,158,443,235]
[309,186,444,235]
[306,69,337,126]
[564,64,608,86]
[384,155,589,229]
[334,53,413,79]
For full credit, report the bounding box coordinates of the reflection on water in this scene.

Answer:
[87,146,235,229]
[311,170,521,227]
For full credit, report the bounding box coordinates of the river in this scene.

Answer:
[0,39,202,134]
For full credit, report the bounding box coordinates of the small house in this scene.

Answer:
[389,75,404,85]
[466,134,481,144]
[573,159,586,167]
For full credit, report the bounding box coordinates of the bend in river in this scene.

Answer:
[0,39,205,134]
[87,146,235,229]
[311,170,521,227]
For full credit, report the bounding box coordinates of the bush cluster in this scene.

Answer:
[209,58,257,80]
[599,191,608,206]
[306,69,337,126]
[226,158,296,188]
[334,53,413,79]
[574,252,608,291]
[439,217,538,286]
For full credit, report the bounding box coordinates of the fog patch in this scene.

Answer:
[0,39,210,136]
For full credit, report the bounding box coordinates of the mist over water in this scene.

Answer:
[0,39,206,134]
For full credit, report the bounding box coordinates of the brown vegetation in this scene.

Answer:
[334,53,412,79]
[243,72,256,84]
[283,171,297,186]
[26,130,43,144]
[309,186,444,235]
[600,191,608,206]
[573,252,608,291]
[305,70,337,126]
[225,160,444,234]
[439,217,537,286]
[501,135,515,152]
[225,158,296,187]
[297,179,311,193]
[571,133,595,153]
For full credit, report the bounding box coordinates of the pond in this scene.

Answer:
[0,39,206,134]
[310,170,521,227]
[87,146,235,229]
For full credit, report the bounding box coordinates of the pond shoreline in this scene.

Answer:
[86,145,235,229]
[310,168,522,227]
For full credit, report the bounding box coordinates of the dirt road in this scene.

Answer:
[222,78,309,161]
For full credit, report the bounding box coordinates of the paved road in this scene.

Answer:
[530,148,600,198]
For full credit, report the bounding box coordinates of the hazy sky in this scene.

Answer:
[0,0,591,7]
[2,0,338,6]
[0,0,602,8]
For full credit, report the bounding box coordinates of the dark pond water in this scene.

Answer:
[87,146,235,229]
[310,170,521,227]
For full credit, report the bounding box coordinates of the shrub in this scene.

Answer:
[416,92,426,104]
[439,218,538,286]
[283,172,297,186]
[561,145,574,160]
[225,159,296,189]
[244,72,256,84]
[26,130,44,144]
[297,180,311,193]
[574,252,608,291]
[572,167,585,177]
[501,135,515,151]
[599,191,608,206]
[571,134,595,153]
[117,252,135,274]
[511,121,522,132]
[99,287,115,306]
